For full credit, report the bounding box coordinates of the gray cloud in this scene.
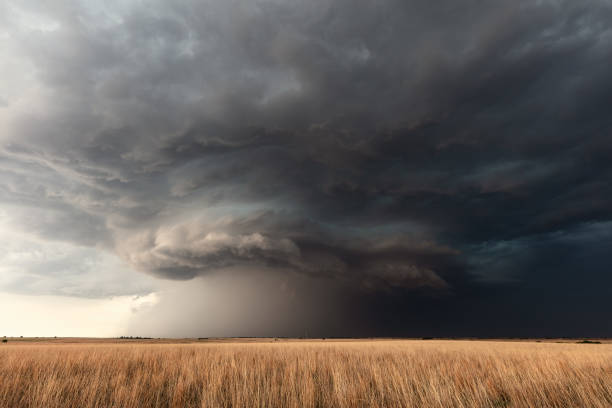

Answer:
[1,0,612,335]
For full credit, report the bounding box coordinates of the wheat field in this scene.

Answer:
[0,339,610,407]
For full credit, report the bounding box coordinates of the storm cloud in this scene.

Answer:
[1,0,611,336]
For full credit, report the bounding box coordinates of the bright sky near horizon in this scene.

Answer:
[0,292,158,338]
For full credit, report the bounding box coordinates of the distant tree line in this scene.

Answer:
[118,336,153,340]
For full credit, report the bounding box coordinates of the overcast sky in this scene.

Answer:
[1,0,611,338]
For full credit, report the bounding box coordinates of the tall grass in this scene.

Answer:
[0,340,610,407]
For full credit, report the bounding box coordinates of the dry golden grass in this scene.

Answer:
[0,340,610,407]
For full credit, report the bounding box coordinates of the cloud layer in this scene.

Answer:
[1,0,611,336]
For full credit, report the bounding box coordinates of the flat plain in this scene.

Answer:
[0,338,610,407]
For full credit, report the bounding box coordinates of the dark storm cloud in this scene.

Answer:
[2,0,612,334]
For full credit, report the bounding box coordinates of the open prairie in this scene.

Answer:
[1,339,610,407]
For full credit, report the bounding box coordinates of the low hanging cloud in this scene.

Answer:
[1,0,612,335]
[115,212,458,292]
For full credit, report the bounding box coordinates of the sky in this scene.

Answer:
[1,0,611,338]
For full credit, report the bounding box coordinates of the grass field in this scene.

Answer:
[0,339,610,407]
